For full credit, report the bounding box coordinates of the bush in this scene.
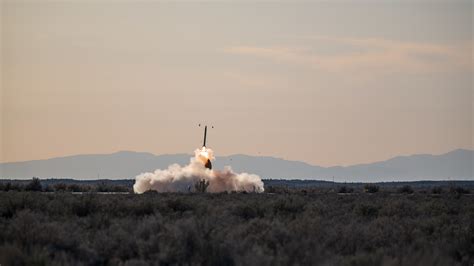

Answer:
[71,196,97,217]
[111,185,130,193]
[431,187,443,194]
[265,186,276,193]
[67,184,82,192]
[194,179,209,193]
[364,184,379,193]
[0,182,9,191]
[96,181,110,192]
[233,204,264,220]
[4,182,23,191]
[0,189,472,265]
[338,186,354,193]
[355,204,379,218]
[450,186,469,194]
[397,185,414,194]
[24,177,42,192]
[53,183,68,192]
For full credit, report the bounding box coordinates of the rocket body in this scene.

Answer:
[201,125,212,170]
[203,126,207,147]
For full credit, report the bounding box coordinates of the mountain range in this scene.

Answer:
[0,149,472,182]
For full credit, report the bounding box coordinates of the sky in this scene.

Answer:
[1,0,472,166]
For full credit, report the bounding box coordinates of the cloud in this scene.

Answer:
[223,36,471,75]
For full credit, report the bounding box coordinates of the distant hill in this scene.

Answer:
[0,149,472,182]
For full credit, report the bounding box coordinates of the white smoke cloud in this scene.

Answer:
[133,147,264,193]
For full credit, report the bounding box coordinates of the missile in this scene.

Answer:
[199,124,212,170]
[203,125,207,147]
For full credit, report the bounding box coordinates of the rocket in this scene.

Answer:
[200,125,212,170]
[203,125,208,147]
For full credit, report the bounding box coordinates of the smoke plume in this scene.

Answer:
[133,147,264,193]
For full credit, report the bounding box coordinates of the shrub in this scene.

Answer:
[43,185,54,192]
[338,186,354,193]
[233,204,264,220]
[397,185,414,194]
[194,179,209,193]
[431,187,443,194]
[265,186,276,193]
[364,184,379,193]
[0,188,472,265]
[272,197,305,215]
[53,183,68,192]
[96,181,111,192]
[2,182,23,191]
[355,204,379,218]
[25,177,42,192]
[450,186,469,194]
[0,182,9,191]
[111,185,130,193]
[72,196,97,217]
[67,184,82,192]
[167,198,194,212]
[133,201,155,216]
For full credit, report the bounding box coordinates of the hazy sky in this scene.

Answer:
[1,0,472,166]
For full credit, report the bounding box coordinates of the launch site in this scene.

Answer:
[0,1,473,265]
